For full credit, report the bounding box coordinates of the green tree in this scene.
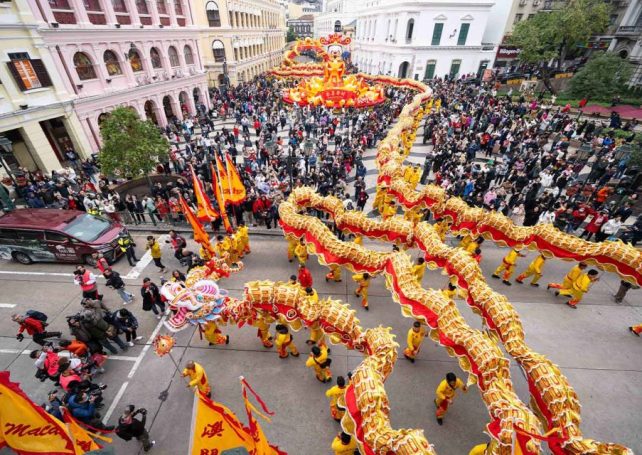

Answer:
[509,0,609,93]
[568,52,633,100]
[98,106,169,179]
[286,26,296,42]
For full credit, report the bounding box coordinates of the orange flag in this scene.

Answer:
[0,371,76,455]
[240,377,286,455]
[189,391,255,455]
[179,195,216,258]
[215,154,233,203]
[224,153,247,205]
[209,162,233,233]
[190,165,218,223]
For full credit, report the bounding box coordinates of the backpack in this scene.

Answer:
[26,310,48,326]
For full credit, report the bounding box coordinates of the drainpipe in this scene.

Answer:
[56,45,78,95]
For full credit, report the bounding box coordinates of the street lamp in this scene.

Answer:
[0,136,17,211]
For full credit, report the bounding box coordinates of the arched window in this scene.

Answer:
[206,1,221,27]
[406,19,414,42]
[212,40,225,63]
[129,49,143,72]
[184,45,194,65]
[103,50,122,76]
[73,52,96,80]
[168,46,179,67]
[150,47,162,69]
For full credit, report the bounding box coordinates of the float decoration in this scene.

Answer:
[279,34,385,109]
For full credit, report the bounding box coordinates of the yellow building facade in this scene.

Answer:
[0,0,91,176]
[193,0,287,87]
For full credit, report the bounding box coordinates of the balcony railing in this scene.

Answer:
[617,25,642,35]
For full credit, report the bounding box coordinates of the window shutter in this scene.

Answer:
[30,59,53,87]
[6,62,27,91]
[458,23,470,46]
[431,23,443,46]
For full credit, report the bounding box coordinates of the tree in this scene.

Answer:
[509,0,609,93]
[286,26,296,43]
[568,52,633,100]
[98,107,169,179]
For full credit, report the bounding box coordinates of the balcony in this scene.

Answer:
[617,25,642,36]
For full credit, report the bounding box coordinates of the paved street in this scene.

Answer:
[0,231,641,454]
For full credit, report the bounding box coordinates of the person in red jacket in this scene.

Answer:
[298,263,313,289]
[571,203,592,231]
[252,195,271,227]
[12,314,61,345]
[580,210,609,241]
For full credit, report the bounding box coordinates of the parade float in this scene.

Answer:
[160,35,639,454]
[276,34,385,109]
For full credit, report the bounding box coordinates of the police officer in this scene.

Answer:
[118,236,138,267]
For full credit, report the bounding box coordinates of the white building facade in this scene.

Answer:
[314,0,358,37]
[352,0,496,80]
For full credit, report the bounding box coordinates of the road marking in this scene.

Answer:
[124,234,168,280]
[102,381,129,424]
[102,315,167,424]
[0,303,17,308]
[128,315,166,379]
[0,271,74,277]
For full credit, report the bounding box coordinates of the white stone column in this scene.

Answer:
[99,0,117,25]
[148,0,161,25]
[167,0,178,26]
[126,0,141,25]
[68,0,91,25]
[20,122,63,172]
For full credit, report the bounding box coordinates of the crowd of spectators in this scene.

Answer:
[2,74,640,245]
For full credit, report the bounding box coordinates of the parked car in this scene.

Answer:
[0,209,131,265]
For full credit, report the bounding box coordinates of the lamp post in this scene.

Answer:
[0,136,17,211]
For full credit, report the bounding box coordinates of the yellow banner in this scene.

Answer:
[62,411,104,454]
[0,371,76,455]
[189,392,254,455]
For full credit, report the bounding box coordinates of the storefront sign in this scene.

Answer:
[496,46,521,60]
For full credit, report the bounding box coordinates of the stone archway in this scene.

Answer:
[398,61,410,78]
[144,100,159,125]
[97,112,111,127]
[162,95,175,122]
[179,91,190,116]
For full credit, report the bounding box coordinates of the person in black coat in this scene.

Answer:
[116,405,154,452]
[140,278,165,319]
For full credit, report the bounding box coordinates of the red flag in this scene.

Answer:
[190,165,218,223]
[240,377,286,455]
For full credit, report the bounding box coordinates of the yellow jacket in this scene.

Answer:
[469,443,489,455]
[294,243,308,260]
[353,235,363,246]
[502,249,520,265]
[307,289,319,304]
[306,345,328,368]
[199,246,212,261]
[331,435,357,455]
[146,241,161,259]
[572,273,593,293]
[352,273,370,287]
[275,332,292,349]
[407,326,426,349]
[325,385,346,407]
[412,263,427,281]
[215,240,228,258]
[182,363,209,393]
[436,378,465,401]
[566,265,584,283]
[530,255,546,274]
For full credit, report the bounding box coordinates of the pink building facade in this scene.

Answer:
[27,0,210,154]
